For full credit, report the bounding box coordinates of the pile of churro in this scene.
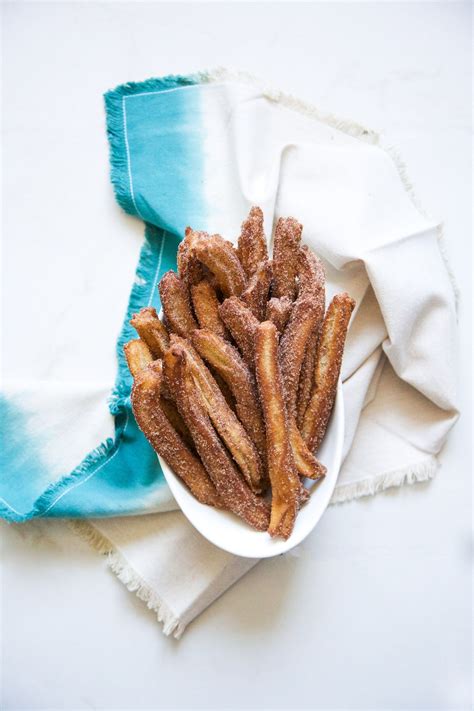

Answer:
[125,208,354,540]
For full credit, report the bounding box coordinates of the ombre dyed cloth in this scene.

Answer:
[1,71,458,635]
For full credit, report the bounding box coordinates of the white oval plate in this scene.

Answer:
[159,381,344,558]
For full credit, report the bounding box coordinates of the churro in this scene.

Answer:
[279,294,324,419]
[165,348,270,531]
[288,417,326,480]
[158,270,198,338]
[255,321,301,539]
[297,245,325,301]
[266,296,293,333]
[190,232,247,297]
[294,248,325,425]
[237,206,268,277]
[218,297,259,371]
[241,260,273,321]
[130,307,170,359]
[170,336,265,494]
[124,338,153,378]
[272,217,302,300]
[124,337,194,449]
[177,228,207,286]
[131,360,222,507]
[191,280,228,338]
[297,328,319,427]
[301,293,355,452]
[191,328,267,461]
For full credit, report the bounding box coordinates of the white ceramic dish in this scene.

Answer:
[159,380,344,558]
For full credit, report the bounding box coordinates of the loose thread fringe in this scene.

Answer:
[68,519,115,555]
[68,519,185,638]
[202,67,378,144]
[107,551,185,639]
[330,457,437,505]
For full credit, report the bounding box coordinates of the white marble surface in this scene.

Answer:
[1,2,472,709]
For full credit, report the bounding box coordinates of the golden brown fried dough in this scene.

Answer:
[218,297,260,371]
[266,296,293,334]
[190,232,247,297]
[178,228,208,286]
[124,338,153,378]
[165,348,270,530]
[288,417,327,480]
[158,395,195,450]
[279,294,325,420]
[297,328,319,427]
[237,206,268,278]
[255,321,301,539]
[191,328,267,462]
[131,360,222,508]
[302,293,355,452]
[241,260,273,321]
[297,245,326,301]
[294,247,326,425]
[169,336,265,494]
[191,280,228,338]
[124,337,194,452]
[272,217,302,300]
[130,307,170,359]
[158,270,198,338]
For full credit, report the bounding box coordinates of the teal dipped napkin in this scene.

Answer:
[1,71,458,635]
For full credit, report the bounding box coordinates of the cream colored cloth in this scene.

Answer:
[73,72,458,638]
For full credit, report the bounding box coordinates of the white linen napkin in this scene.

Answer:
[71,71,458,638]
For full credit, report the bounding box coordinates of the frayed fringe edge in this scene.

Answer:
[330,457,437,505]
[68,520,185,638]
[68,519,114,555]
[108,551,185,638]
[108,225,166,415]
[69,458,438,638]
[202,67,378,144]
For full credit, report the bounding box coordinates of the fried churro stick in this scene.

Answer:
[130,307,170,359]
[297,245,326,300]
[124,338,153,378]
[279,294,325,419]
[190,232,247,297]
[158,395,195,450]
[241,260,273,321]
[218,297,259,371]
[289,417,326,480]
[302,293,355,452]
[191,328,267,460]
[191,280,228,338]
[165,349,270,530]
[255,321,301,539]
[178,228,208,286]
[297,328,319,427]
[266,296,293,333]
[272,217,302,300]
[290,247,325,425]
[158,271,198,338]
[237,206,268,277]
[131,360,222,508]
[124,338,194,450]
[169,336,265,494]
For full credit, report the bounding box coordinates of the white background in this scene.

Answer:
[1,2,472,709]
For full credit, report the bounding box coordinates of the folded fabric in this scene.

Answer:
[1,70,458,635]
